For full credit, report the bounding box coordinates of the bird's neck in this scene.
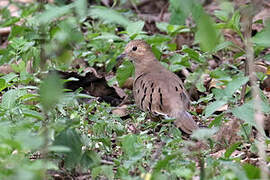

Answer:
[134,58,164,78]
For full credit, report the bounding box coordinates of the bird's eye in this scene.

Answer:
[132,46,137,51]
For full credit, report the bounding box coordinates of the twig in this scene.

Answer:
[199,155,205,180]
[100,159,114,165]
[128,0,141,15]
[240,60,248,104]
[158,2,169,21]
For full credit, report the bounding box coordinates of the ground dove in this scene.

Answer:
[117,40,198,134]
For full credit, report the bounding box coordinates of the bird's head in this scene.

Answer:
[117,40,155,64]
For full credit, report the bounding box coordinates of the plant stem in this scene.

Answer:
[241,3,268,180]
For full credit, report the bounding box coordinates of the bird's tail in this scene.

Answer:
[174,111,198,134]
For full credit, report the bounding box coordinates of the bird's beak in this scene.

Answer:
[116,53,126,61]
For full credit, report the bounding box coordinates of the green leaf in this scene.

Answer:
[169,0,187,25]
[89,6,131,27]
[48,145,71,152]
[74,0,87,19]
[214,2,234,22]
[35,4,73,25]
[231,102,256,126]
[54,129,83,168]
[80,150,101,169]
[0,73,18,83]
[40,72,63,111]
[126,21,145,36]
[93,32,122,41]
[224,76,249,97]
[242,164,261,179]
[208,114,224,128]
[0,17,20,27]
[168,0,192,25]
[1,89,27,109]
[182,47,202,63]
[92,165,114,180]
[224,142,241,158]
[0,79,6,92]
[120,134,141,157]
[195,12,219,52]
[191,127,218,140]
[116,61,134,87]
[204,100,227,118]
[213,41,234,52]
[252,24,270,47]
[22,108,44,120]
[152,153,178,179]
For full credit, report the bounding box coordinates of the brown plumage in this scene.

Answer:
[117,40,198,134]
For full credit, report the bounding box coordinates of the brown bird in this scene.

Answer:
[117,40,198,134]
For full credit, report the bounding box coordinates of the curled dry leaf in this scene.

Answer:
[111,105,129,117]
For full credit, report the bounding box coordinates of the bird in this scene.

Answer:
[117,40,198,134]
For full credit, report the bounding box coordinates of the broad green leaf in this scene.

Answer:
[15,130,43,150]
[0,72,18,83]
[0,79,6,92]
[252,24,270,47]
[204,100,227,118]
[54,129,83,168]
[120,134,141,157]
[210,68,231,81]
[116,60,134,87]
[224,76,249,97]
[224,142,241,158]
[182,47,201,63]
[1,89,27,109]
[74,0,87,19]
[169,0,187,25]
[195,12,219,52]
[231,102,256,126]
[152,153,178,179]
[242,164,261,179]
[80,150,101,169]
[232,100,269,128]
[92,165,114,180]
[40,72,63,111]
[169,0,219,51]
[21,108,44,120]
[213,41,234,52]
[36,4,73,25]
[191,127,218,140]
[126,21,145,36]
[0,17,20,27]
[214,2,234,22]
[89,6,130,27]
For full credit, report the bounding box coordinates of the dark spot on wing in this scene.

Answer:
[158,87,163,106]
[134,73,148,86]
[140,87,148,109]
